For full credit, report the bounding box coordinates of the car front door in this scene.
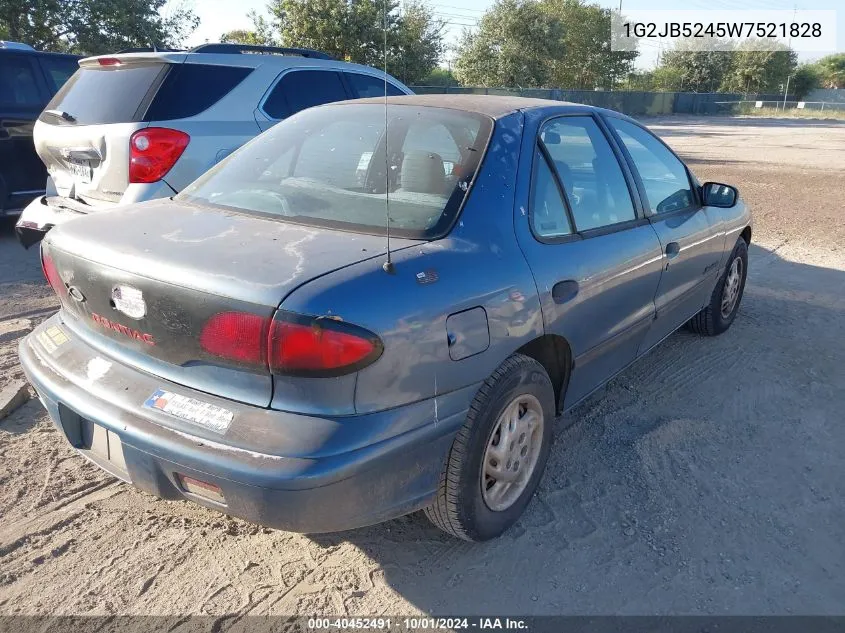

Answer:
[515,112,665,410]
[605,116,726,354]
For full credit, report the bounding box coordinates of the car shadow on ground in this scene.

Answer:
[306,243,845,615]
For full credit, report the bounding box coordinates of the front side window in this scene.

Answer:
[608,118,694,214]
[262,70,348,119]
[540,116,636,231]
[178,104,492,239]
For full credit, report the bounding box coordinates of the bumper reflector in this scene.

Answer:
[176,473,225,504]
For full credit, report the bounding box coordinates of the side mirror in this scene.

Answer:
[702,182,738,208]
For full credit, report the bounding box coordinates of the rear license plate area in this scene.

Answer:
[59,404,129,477]
[65,158,92,183]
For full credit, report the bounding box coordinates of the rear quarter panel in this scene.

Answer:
[277,112,546,415]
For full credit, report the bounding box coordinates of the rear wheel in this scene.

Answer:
[425,354,555,541]
[688,237,748,336]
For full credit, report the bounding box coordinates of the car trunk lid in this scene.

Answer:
[42,199,414,407]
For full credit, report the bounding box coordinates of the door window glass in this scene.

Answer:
[540,116,636,231]
[263,70,347,119]
[530,148,572,238]
[0,57,41,107]
[608,118,694,214]
[345,72,404,98]
[38,56,79,93]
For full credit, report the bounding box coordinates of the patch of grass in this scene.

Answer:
[734,105,845,120]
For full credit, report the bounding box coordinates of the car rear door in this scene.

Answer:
[604,116,725,353]
[255,68,349,131]
[0,52,51,212]
[515,111,664,410]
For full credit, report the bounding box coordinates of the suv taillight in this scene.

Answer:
[129,128,189,184]
[199,311,383,377]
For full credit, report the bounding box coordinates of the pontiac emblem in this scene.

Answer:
[111,285,146,319]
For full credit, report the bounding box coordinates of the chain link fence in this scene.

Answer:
[410,87,795,116]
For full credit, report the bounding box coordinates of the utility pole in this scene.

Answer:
[782,74,791,111]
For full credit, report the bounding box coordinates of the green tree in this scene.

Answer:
[542,0,637,89]
[790,64,821,100]
[453,0,566,88]
[719,41,796,94]
[815,53,845,89]
[420,67,459,87]
[221,10,279,46]
[659,45,734,93]
[268,0,443,85]
[453,0,636,89]
[0,0,198,54]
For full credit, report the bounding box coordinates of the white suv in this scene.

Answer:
[15,43,411,247]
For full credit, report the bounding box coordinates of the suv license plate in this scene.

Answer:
[66,160,92,183]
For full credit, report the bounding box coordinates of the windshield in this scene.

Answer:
[178,103,493,239]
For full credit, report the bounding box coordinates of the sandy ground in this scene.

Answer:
[1,116,844,617]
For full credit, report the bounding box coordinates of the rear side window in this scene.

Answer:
[144,64,252,121]
[38,56,79,93]
[0,57,42,107]
[530,149,572,239]
[262,70,348,119]
[345,72,404,98]
[540,116,636,231]
[41,64,165,125]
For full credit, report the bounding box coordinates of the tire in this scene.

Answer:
[425,353,555,541]
[688,237,748,336]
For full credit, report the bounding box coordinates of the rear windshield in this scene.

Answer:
[177,104,493,239]
[40,62,252,125]
[41,63,165,125]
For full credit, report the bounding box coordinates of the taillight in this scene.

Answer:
[199,312,269,365]
[97,57,122,66]
[129,128,189,184]
[269,313,382,376]
[41,247,67,298]
[199,311,382,376]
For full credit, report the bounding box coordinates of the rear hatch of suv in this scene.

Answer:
[35,53,253,207]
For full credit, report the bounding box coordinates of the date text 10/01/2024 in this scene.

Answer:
[307,618,529,630]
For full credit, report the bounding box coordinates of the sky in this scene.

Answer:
[180,0,843,71]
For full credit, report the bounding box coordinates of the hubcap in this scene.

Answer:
[720,256,743,319]
[481,394,544,512]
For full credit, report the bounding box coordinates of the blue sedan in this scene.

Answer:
[20,95,751,541]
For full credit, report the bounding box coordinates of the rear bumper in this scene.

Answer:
[14,181,179,248]
[19,315,472,533]
[14,196,87,248]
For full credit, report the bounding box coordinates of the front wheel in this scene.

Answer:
[425,354,555,541]
[688,237,748,336]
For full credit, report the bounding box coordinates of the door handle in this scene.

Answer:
[665,242,681,259]
[552,280,579,304]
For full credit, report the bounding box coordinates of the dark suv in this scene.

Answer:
[0,41,79,218]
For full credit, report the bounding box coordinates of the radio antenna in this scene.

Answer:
[382,0,395,274]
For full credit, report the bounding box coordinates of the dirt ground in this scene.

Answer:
[1,116,844,618]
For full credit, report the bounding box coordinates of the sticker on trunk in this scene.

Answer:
[37,325,69,354]
[144,389,233,433]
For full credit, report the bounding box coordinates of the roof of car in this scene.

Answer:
[339,94,590,118]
